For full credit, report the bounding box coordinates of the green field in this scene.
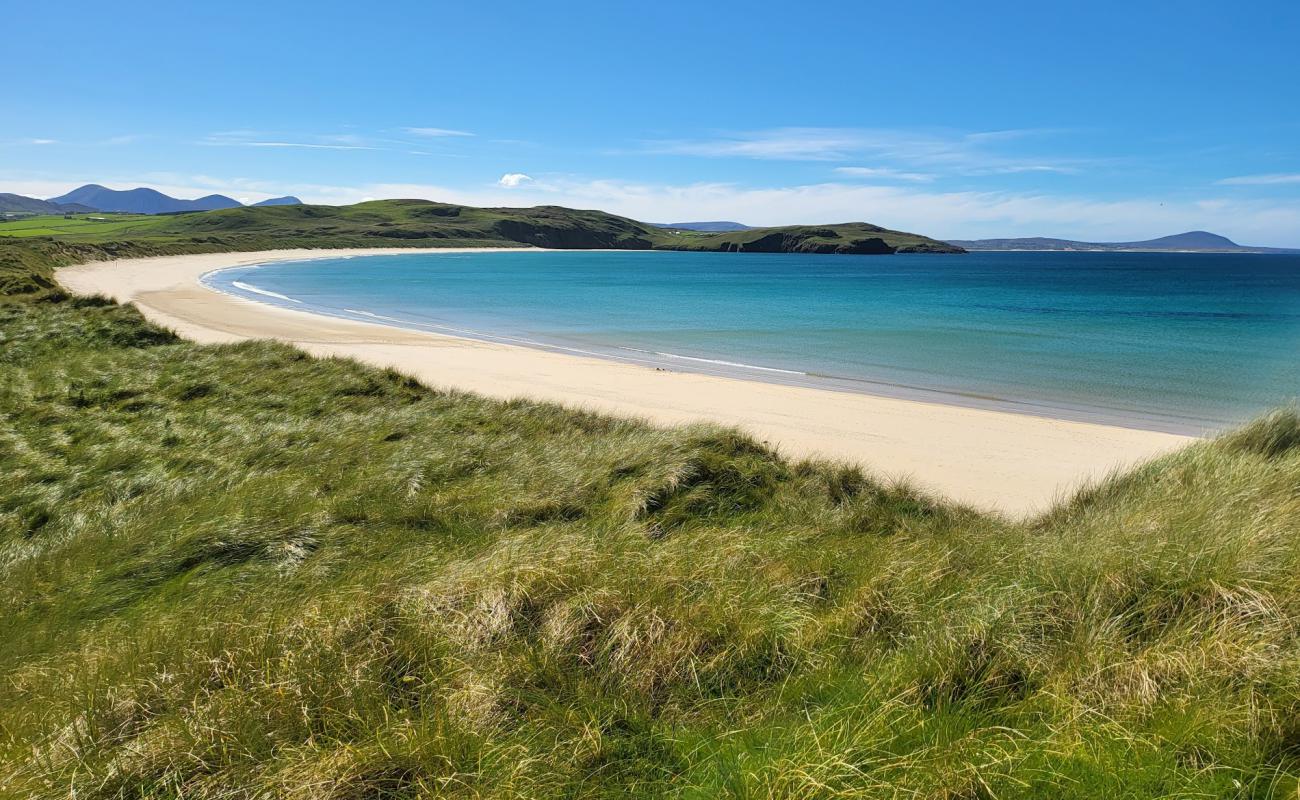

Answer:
[0,213,166,239]
[2,220,1299,797]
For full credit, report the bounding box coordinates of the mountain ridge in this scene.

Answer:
[650,221,752,232]
[252,196,303,207]
[48,184,242,214]
[0,193,95,215]
[3,186,303,215]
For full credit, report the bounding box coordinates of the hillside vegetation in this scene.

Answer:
[3,238,1300,798]
[658,222,959,254]
[0,198,963,254]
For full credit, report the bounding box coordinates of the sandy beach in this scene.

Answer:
[56,248,1196,515]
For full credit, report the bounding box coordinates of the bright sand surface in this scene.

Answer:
[56,248,1197,516]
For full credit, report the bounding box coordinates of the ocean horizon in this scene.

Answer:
[205,249,1300,435]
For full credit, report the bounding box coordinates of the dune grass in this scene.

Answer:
[2,255,1300,797]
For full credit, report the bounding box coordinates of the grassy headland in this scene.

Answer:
[0,199,963,256]
[2,230,1300,798]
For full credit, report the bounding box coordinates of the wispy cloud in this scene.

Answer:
[639,127,1087,177]
[835,167,935,182]
[404,127,474,137]
[497,173,533,188]
[240,142,379,151]
[201,131,382,151]
[642,128,869,161]
[10,169,1300,247]
[7,134,148,147]
[1217,173,1300,186]
[213,175,1295,246]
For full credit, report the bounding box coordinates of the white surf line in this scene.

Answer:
[649,351,805,376]
[201,274,1196,431]
[340,309,818,378]
[230,281,302,303]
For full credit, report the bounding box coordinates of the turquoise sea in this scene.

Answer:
[205,250,1300,434]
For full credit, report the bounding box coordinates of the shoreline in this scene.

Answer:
[203,258,1213,436]
[56,247,1197,516]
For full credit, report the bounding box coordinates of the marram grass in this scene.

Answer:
[3,295,1300,798]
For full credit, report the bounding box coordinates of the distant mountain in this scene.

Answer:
[650,221,752,232]
[0,193,94,215]
[1112,231,1239,249]
[252,196,303,207]
[46,184,242,215]
[947,230,1298,254]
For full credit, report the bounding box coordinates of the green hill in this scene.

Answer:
[0,198,963,254]
[659,222,962,253]
[4,235,1300,797]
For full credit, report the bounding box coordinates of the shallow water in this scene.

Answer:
[206,250,1300,434]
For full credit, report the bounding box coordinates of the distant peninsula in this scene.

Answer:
[947,230,1299,254]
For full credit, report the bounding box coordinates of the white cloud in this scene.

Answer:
[201,131,381,150]
[28,138,57,145]
[215,141,377,151]
[497,173,534,188]
[639,127,1087,176]
[644,128,873,161]
[835,167,935,182]
[7,171,1300,247]
[1217,173,1300,186]
[404,127,474,137]
[307,178,1300,246]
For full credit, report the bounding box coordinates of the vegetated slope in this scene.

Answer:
[1,198,963,254]
[1,239,1299,797]
[661,222,964,253]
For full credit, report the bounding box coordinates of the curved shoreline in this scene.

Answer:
[202,257,1218,436]
[56,247,1196,515]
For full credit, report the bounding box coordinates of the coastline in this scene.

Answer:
[201,256,1216,436]
[56,247,1196,515]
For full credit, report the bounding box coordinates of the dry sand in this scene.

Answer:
[56,248,1196,516]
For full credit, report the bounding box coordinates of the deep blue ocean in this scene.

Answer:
[206,250,1300,433]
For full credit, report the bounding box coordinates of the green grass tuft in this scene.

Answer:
[1,240,1297,797]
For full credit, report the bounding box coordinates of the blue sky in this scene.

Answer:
[7,0,1300,244]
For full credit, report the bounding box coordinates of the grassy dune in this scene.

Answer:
[2,242,1300,797]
